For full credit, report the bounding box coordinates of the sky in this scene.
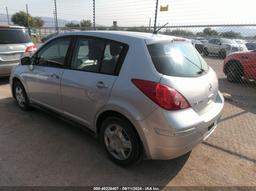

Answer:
[0,0,255,27]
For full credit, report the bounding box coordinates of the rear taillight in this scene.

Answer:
[132,79,190,110]
[25,43,37,53]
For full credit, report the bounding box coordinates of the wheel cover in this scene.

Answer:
[104,124,132,160]
[15,86,25,107]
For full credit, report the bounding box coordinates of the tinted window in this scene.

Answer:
[147,41,209,77]
[72,38,124,75]
[35,38,71,67]
[101,42,124,74]
[71,38,105,72]
[208,39,216,44]
[246,43,256,50]
[0,29,31,44]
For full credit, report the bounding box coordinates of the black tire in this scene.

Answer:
[203,47,209,56]
[100,116,142,166]
[225,63,243,83]
[219,50,226,59]
[13,81,30,111]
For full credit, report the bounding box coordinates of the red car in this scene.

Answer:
[223,51,256,82]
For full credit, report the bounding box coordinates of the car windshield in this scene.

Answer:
[147,41,209,77]
[0,29,31,44]
[221,38,236,44]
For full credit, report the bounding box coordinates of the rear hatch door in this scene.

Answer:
[0,28,31,62]
[147,40,219,114]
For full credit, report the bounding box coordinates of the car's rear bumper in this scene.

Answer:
[136,91,224,160]
[0,63,19,76]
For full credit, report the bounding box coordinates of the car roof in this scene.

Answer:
[57,31,186,44]
[0,25,25,29]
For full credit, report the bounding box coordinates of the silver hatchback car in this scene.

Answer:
[10,31,224,166]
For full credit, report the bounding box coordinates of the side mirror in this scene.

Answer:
[21,56,32,65]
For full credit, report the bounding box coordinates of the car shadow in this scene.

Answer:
[0,97,190,186]
[0,77,9,85]
[203,54,224,61]
[218,78,256,114]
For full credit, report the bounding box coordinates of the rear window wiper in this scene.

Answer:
[183,55,206,74]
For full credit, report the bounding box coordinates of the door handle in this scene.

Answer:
[50,73,60,79]
[96,81,108,88]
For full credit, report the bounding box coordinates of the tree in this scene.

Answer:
[65,22,80,28]
[220,31,242,38]
[126,26,148,32]
[11,11,32,27]
[164,29,194,37]
[32,17,44,28]
[203,28,218,36]
[80,19,92,30]
[11,11,44,28]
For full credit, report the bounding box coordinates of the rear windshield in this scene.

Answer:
[221,38,236,44]
[0,29,31,44]
[147,41,209,77]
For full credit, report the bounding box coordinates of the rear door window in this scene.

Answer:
[101,42,124,74]
[71,38,105,73]
[71,37,126,75]
[0,29,31,44]
[147,41,209,77]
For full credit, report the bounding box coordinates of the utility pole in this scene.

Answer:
[93,0,95,30]
[26,4,31,36]
[5,6,10,25]
[153,0,159,34]
[53,0,59,33]
[148,18,151,32]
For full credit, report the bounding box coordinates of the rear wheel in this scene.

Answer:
[13,81,30,110]
[100,117,142,166]
[219,50,226,59]
[225,63,243,83]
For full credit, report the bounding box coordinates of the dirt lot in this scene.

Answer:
[0,57,255,187]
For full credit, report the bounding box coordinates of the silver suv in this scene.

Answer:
[203,38,247,58]
[10,31,224,166]
[0,26,36,77]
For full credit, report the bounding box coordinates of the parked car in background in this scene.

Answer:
[224,50,256,82]
[10,31,224,166]
[234,39,247,45]
[41,33,58,43]
[0,25,36,77]
[245,42,256,51]
[195,37,208,44]
[191,39,204,54]
[203,38,247,58]
[234,39,248,52]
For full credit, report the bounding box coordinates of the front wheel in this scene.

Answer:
[13,81,30,110]
[100,117,142,166]
[226,64,242,83]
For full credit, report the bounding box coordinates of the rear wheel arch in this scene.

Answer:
[12,77,22,99]
[96,110,145,150]
[96,110,136,136]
